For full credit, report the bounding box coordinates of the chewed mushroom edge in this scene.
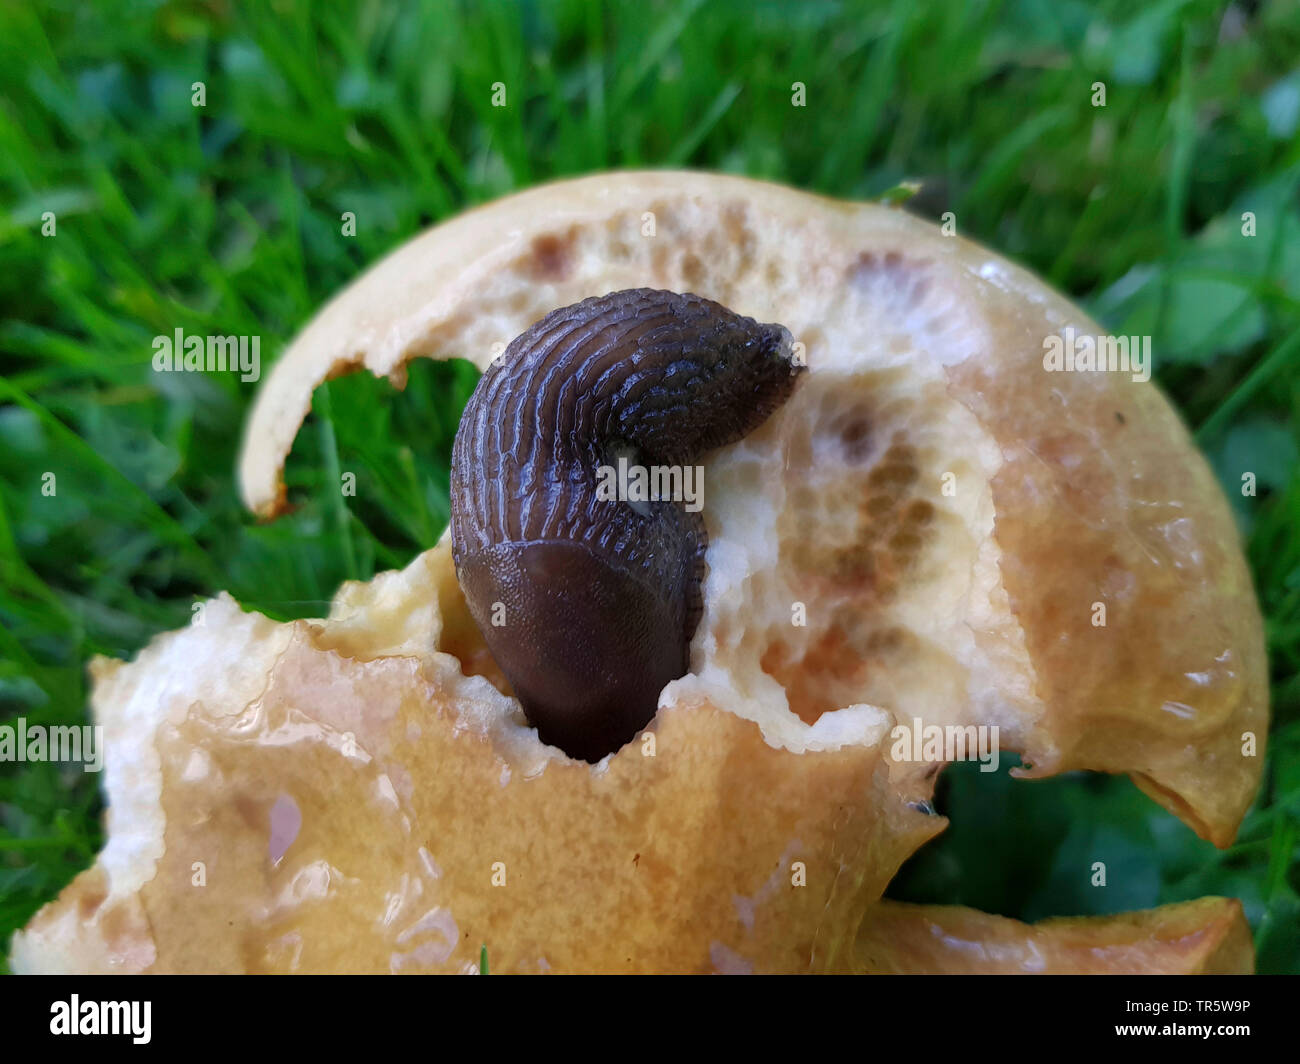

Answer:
[11,170,1268,974]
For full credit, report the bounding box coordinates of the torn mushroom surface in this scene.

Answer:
[855,898,1255,975]
[13,171,1267,973]
[10,544,1254,974]
[11,552,944,974]
[238,170,1264,845]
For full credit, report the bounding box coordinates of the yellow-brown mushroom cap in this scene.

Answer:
[12,170,1267,974]
[240,169,1268,846]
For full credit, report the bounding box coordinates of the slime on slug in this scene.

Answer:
[449,288,805,762]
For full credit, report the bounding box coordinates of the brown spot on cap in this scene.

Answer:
[528,229,577,282]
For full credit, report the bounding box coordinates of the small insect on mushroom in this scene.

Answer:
[450,288,805,761]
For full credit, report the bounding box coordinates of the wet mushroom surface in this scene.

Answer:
[12,171,1268,974]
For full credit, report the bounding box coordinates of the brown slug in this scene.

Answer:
[450,288,803,761]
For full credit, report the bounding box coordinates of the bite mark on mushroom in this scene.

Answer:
[450,288,804,761]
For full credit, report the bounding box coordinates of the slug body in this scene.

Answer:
[450,288,803,761]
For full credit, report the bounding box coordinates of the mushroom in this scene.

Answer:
[12,171,1267,974]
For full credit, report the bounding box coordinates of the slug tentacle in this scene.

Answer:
[450,288,803,762]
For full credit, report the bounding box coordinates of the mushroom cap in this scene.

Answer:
[14,171,1267,973]
[856,897,1255,974]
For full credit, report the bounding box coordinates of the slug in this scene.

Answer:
[450,288,804,761]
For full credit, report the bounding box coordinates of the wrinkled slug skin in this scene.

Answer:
[450,288,801,761]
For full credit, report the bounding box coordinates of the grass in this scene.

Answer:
[1,0,1297,973]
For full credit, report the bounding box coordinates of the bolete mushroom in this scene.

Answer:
[12,171,1267,974]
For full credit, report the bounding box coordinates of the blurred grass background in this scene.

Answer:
[0,0,1297,973]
